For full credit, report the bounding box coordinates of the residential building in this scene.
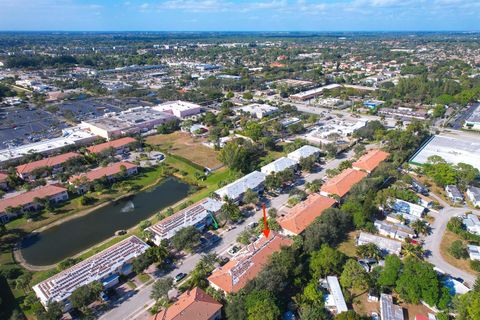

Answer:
[153,100,202,119]
[147,198,223,245]
[468,245,480,261]
[290,84,342,101]
[380,293,404,320]
[150,287,222,320]
[16,152,81,180]
[417,194,433,208]
[33,236,149,309]
[86,137,137,154]
[235,104,278,119]
[320,168,368,198]
[390,199,425,219]
[445,185,464,203]
[467,186,480,207]
[411,179,429,195]
[82,107,176,139]
[0,184,69,223]
[356,232,402,256]
[287,145,321,162]
[214,171,266,202]
[277,193,336,236]
[260,157,298,176]
[352,149,389,173]
[207,233,293,294]
[463,214,480,235]
[374,220,415,241]
[323,276,348,315]
[68,162,138,193]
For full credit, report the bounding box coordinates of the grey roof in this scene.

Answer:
[466,104,480,124]
[446,185,463,198]
[260,157,298,175]
[215,171,266,200]
[380,293,404,320]
[357,232,402,255]
[287,145,321,161]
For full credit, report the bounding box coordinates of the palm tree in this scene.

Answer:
[219,198,242,226]
[356,243,381,260]
[411,220,429,236]
[401,242,425,259]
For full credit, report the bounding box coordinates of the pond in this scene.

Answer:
[21,177,190,266]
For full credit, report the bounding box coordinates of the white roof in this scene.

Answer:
[235,104,278,118]
[357,232,402,255]
[153,100,201,112]
[326,276,348,313]
[260,157,298,175]
[391,199,425,218]
[291,84,342,99]
[215,171,266,200]
[33,236,149,306]
[287,145,321,161]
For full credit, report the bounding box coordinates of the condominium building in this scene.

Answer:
[86,137,137,154]
[260,157,298,176]
[320,168,368,198]
[16,152,81,180]
[286,145,321,162]
[352,149,390,173]
[214,171,266,202]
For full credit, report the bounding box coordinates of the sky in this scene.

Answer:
[0,0,479,32]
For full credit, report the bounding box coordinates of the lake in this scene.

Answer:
[21,177,190,266]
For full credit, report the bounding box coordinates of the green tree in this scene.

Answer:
[243,188,259,205]
[309,245,347,279]
[70,281,102,311]
[378,255,402,288]
[340,259,369,291]
[171,226,201,252]
[335,311,362,320]
[448,240,468,259]
[244,290,280,320]
[220,198,243,224]
[300,155,316,173]
[356,243,381,260]
[150,277,173,305]
[454,290,480,320]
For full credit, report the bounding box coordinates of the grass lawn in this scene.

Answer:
[137,273,151,284]
[440,230,478,275]
[126,280,137,289]
[146,132,223,169]
[338,231,359,258]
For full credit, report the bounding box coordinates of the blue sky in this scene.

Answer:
[0,0,479,31]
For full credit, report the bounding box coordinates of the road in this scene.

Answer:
[422,193,478,286]
[99,149,355,320]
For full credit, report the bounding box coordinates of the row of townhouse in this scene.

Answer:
[374,219,416,241]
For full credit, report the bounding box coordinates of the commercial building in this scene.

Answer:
[82,107,176,139]
[378,107,427,120]
[214,171,266,202]
[0,126,97,166]
[287,145,321,162]
[323,276,348,315]
[16,152,81,180]
[260,157,298,176]
[147,198,223,245]
[33,236,149,309]
[68,162,138,193]
[464,103,480,131]
[235,104,278,119]
[374,220,415,241]
[320,168,368,198]
[467,186,480,207]
[463,214,480,235]
[0,184,69,223]
[409,133,480,171]
[86,137,137,154]
[153,100,202,119]
[150,287,222,320]
[352,149,390,173]
[356,232,402,256]
[468,245,480,261]
[290,84,342,101]
[445,185,464,203]
[277,193,336,236]
[305,119,367,145]
[380,293,404,320]
[207,233,293,294]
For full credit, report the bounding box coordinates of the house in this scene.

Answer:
[260,157,298,176]
[207,233,293,294]
[323,276,348,315]
[463,214,480,235]
[150,287,222,320]
[467,245,480,260]
[467,186,480,207]
[147,198,223,245]
[0,172,8,190]
[86,137,137,154]
[374,220,415,241]
[352,149,390,173]
[356,232,402,256]
[214,171,266,202]
[380,293,404,320]
[277,194,336,236]
[0,184,69,223]
[411,179,429,195]
[68,162,138,193]
[287,145,321,162]
[16,152,81,180]
[320,168,368,198]
[33,236,149,309]
[417,194,433,208]
[235,104,278,119]
[153,100,202,119]
[390,199,425,219]
[445,185,464,203]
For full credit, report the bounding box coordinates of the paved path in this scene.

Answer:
[422,193,478,286]
[99,149,355,320]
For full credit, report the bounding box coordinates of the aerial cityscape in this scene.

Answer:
[1,2,480,320]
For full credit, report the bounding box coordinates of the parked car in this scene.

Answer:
[175,272,187,283]
[219,256,230,266]
[228,245,240,255]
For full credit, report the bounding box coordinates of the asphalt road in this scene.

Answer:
[99,149,355,320]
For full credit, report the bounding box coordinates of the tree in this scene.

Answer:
[300,155,316,173]
[340,259,369,291]
[411,219,429,236]
[132,253,154,274]
[378,255,402,288]
[449,240,468,259]
[454,290,480,319]
[356,243,381,260]
[303,280,323,302]
[70,281,102,311]
[171,226,201,252]
[150,277,173,305]
[309,245,346,279]
[335,311,362,320]
[243,188,259,205]
[15,272,32,293]
[265,173,282,191]
[242,92,253,100]
[244,290,280,320]
[401,242,425,259]
[324,143,337,158]
[305,179,323,193]
[220,199,242,224]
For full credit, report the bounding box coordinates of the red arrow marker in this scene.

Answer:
[262,203,270,238]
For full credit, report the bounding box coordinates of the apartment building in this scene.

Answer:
[287,145,321,162]
[16,152,81,180]
[214,171,266,202]
[86,137,137,154]
[320,168,368,198]
[352,149,390,173]
[260,157,298,176]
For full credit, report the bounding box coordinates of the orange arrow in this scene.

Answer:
[262,203,270,238]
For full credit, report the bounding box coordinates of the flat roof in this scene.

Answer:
[357,232,402,255]
[154,100,202,112]
[260,157,298,175]
[215,171,266,200]
[326,276,348,313]
[291,84,342,99]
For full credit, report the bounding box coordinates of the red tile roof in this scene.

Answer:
[69,162,137,184]
[320,168,368,198]
[151,287,222,320]
[277,193,336,235]
[86,137,136,154]
[207,233,293,294]
[0,184,67,213]
[16,152,81,175]
[352,149,390,173]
